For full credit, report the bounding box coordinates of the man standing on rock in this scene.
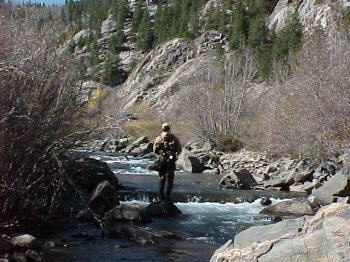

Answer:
[153,123,182,201]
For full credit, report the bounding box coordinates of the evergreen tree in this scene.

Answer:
[154,4,166,44]
[101,52,123,86]
[132,0,144,33]
[179,1,190,38]
[188,1,201,39]
[272,12,303,61]
[229,0,248,51]
[205,5,220,31]
[247,15,267,48]
[88,33,100,67]
[136,7,154,52]
[110,0,129,54]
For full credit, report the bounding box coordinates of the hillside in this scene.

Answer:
[53,0,349,156]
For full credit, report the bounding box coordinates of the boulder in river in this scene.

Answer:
[310,168,350,205]
[69,157,119,192]
[125,136,150,153]
[104,204,150,223]
[219,169,257,190]
[210,203,350,262]
[129,142,153,157]
[145,201,182,218]
[88,180,118,214]
[176,148,205,173]
[11,234,41,250]
[260,200,314,218]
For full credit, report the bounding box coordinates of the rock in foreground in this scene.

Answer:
[210,203,350,262]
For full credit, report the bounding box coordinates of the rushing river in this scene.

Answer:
[39,152,305,262]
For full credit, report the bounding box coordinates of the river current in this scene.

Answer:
[39,152,305,262]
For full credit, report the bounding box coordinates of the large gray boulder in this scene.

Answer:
[176,148,205,173]
[129,142,153,157]
[88,180,118,214]
[264,176,290,191]
[104,204,150,223]
[211,203,350,262]
[260,200,314,218]
[125,136,150,154]
[311,168,350,205]
[145,201,182,218]
[11,235,41,250]
[219,169,257,190]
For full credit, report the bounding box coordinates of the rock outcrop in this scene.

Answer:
[310,167,350,205]
[260,200,314,218]
[176,148,205,173]
[211,203,350,262]
[268,0,346,33]
[119,31,226,110]
[88,180,118,214]
[220,169,257,190]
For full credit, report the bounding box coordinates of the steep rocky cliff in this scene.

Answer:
[67,0,349,112]
[116,0,349,111]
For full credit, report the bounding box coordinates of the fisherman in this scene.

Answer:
[153,123,182,201]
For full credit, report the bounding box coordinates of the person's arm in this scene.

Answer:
[153,136,162,155]
[175,137,182,155]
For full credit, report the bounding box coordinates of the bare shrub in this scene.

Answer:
[254,31,350,157]
[215,136,244,152]
[168,51,257,142]
[0,7,85,222]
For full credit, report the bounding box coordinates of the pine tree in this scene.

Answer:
[272,12,303,61]
[136,7,154,52]
[101,52,122,86]
[188,1,201,39]
[179,1,190,38]
[247,15,267,48]
[132,0,144,33]
[154,4,166,44]
[229,0,248,51]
